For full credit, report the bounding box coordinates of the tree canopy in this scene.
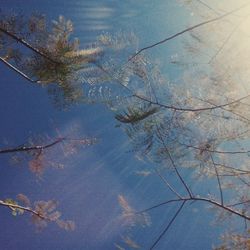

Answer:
[1,2,250,249]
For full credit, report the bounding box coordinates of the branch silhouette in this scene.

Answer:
[129,2,250,60]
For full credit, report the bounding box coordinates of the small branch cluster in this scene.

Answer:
[0,194,75,231]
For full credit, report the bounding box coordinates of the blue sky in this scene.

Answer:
[1,0,248,249]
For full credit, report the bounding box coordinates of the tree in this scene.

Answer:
[0,11,139,232]
[1,4,250,248]
[0,195,75,231]
[1,133,96,176]
[0,12,104,108]
[0,129,96,230]
[107,2,250,249]
[0,12,138,109]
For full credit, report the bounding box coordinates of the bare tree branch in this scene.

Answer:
[130,2,250,60]
[132,92,250,114]
[0,137,94,154]
[196,0,221,15]
[153,167,183,199]
[208,15,249,63]
[150,201,186,250]
[136,197,250,221]
[0,56,38,83]
[156,125,193,198]
[210,154,224,206]
[180,142,250,155]
[95,59,250,114]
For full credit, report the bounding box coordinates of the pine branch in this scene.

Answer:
[0,26,59,64]
[0,137,95,154]
[115,106,159,124]
[0,137,65,154]
[0,200,47,220]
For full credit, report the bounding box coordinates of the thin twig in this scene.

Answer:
[210,154,224,206]
[0,137,65,154]
[180,142,250,155]
[238,177,250,187]
[136,198,185,215]
[196,0,221,15]
[228,200,250,207]
[156,125,193,198]
[94,59,250,114]
[0,56,38,83]
[214,163,250,175]
[196,97,250,123]
[150,201,186,250]
[136,197,250,221]
[208,15,250,64]
[133,93,250,113]
[129,2,250,60]
[153,167,182,199]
